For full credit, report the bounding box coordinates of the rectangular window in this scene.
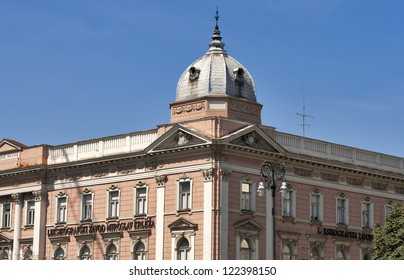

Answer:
[135,187,147,215]
[82,194,93,221]
[57,197,67,223]
[2,203,11,228]
[337,198,346,224]
[282,190,293,217]
[179,181,191,211]
[241,183,251,211]
[108,191,119,218]
[26,201,35,225]
[310,194,320,221]
[362,201,372,228]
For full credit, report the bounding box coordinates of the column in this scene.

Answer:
[202,169,213,260]
[155,174,167,260]
[11,193,23,260]
[32,190,47,260]
[219,169,231,260]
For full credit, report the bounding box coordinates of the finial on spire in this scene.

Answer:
[208,6,225,51]
[215,6,219,30]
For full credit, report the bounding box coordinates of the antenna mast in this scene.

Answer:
[296,98,314,137]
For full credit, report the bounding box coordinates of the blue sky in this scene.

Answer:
[1,0,404,157]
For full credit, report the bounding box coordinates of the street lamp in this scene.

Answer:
[258,160,287,260]
[258,161,287,197]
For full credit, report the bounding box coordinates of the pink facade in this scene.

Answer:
[1,12,404,260]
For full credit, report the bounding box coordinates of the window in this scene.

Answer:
[0,250,8,260]
[133,242,147,260]
[385,203,393,216]
[281,243,296,260]
[336,245,349,260]
[57,197,67,223]
[135,187,147,215]
[310,192,323,221]
[336,195,349,225]
[361,200,373,228]
[310,243,324,260]
[23,248,33,260]
[240,238,253,260]
[282,188,295,218]
[81,193,93,221]
[54,247,65,260]
[26,201,35,225]
[178,181,191,211]
[79,245,91,260]
[108,190,119,218]
[241,182,252,211]
[2,203,11,228]
[106,244,118,260]
[176,237,190,260]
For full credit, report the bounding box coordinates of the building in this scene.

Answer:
[1,12,403,260]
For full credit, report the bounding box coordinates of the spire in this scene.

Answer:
[208,7,225,52]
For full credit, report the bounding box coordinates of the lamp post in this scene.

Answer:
[258,161,287,260]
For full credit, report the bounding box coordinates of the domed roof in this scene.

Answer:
[175,12,257,103]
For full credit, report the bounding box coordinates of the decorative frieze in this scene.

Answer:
[321,172,339,182]
[228,103,260,116]
[346,177,363,187]
[394,186,404,194]
[371,182,387,191]
[172,102,205,115]
[293,167,312,178]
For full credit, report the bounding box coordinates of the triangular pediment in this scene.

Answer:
[146,125,211,154]
[0,234,13,245]
[234,218,263,231]
[0,139,26,153]
[168,217,198,231]
[221,125,286,155]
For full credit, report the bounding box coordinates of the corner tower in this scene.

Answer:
[170,10,263,125]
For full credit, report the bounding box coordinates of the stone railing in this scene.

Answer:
[275,132,404,174]
[48,130,157,164]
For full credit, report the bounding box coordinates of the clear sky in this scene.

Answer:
[1,0,404,157]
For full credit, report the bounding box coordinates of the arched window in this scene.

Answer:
[54,247,65,260]
[176,237,190,260]
[0,250,8,260]
[79,245,91,260]
[310,247,320,260]
[23,248,33,260]
[240,238,253,260]
[336,245,349,260]
[106,244,118,260]
[133,242,146,260]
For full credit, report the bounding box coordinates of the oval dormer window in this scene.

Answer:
[189,66,200,81]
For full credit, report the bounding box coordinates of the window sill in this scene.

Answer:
[107,216,119,221]
[337,223,349,229]
[310,219,322,226]
[176,209,192,216]
[134,213,147,218]
[80,219,93,224]
[55,222,66,227]
[240,209,255,216]
[282,216,296,224]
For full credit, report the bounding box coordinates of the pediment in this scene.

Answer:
[221,125,286,155]
[234,218,263,231]
[0,234,13,245]
[147,125,211,153]
[168,217,198,231]
[0,139,26,153]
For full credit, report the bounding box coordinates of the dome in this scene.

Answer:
[175,13,257,103]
